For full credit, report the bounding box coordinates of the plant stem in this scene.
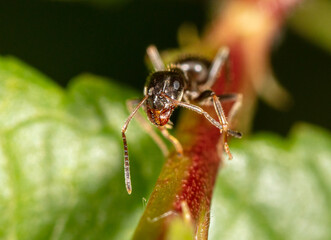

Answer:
[133,0,302,239]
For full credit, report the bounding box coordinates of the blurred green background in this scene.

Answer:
[0,0,330,136]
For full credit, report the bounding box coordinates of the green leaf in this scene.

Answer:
[210,124,331,240]
[0,56,163,239]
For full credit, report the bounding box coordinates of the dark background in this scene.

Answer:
[0,1,330,136]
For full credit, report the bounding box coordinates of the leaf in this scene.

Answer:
[209,124,331,240]
[0,56,164,239]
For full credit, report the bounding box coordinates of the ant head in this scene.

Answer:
[176,57,210,85]
[144,69,185,126]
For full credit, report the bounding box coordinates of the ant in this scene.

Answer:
[122,45,242,194]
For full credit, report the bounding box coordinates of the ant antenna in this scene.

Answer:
[121,95,148,194]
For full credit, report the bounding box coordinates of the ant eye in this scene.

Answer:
[148,87,154,96]
[173,81,180,90]
[194,64,202,72]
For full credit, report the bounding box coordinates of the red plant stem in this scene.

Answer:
[133,0,301,239]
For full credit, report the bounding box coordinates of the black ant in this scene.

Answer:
[121,45,242,194]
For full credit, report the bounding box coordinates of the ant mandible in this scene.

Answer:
[121,45,243,194]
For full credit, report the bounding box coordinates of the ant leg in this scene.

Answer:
[195,90,242,159]
[211,94,234,159]
[211,93,243,159]
[161,93,241,139]
[127,99,169,157]
[219,93,240,103]
[225,93,243,124]
[146,45,165,71]
[176,100,241,159]
[121,95,148,194]
[196,91,243,123]
[204,47,230,90]
[158,127,183,157]
[196,90,238,103]
[176,101,224,130]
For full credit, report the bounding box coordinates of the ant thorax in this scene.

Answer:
[176,57,211,92]
[144,69,185,126]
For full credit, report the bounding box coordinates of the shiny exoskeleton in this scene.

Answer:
[144,69,185,126]
[121,45,242,194]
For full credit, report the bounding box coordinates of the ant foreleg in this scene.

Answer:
[121,96,148,194]
[175,99,242,139]
[196,91,243,124]
[175,101,225,131]
[158,127,183,157]
[211,94,233,159]
[127,99,169,157]
[165,92,241,159]
[195,90,242,159]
